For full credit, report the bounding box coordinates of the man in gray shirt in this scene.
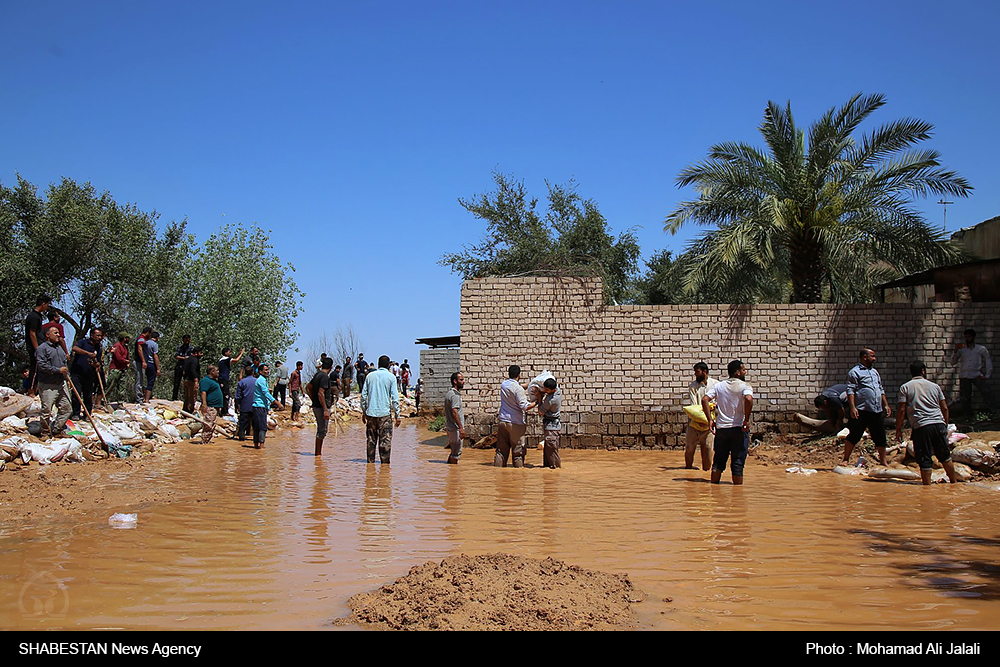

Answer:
[896,360,957,485]
[538,377,562,468]
[950,328,996,417]
[444,372,466,465]
[843,348,891,466]
[35,326,72,435]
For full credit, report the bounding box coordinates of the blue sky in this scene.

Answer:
[3,1,998,376]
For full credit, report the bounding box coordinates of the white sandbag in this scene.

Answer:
[526,370,555,403]
[2,415,26,429]
[968,481,1000,492]
[951,444,1000,473]
[109,422,139,439]
[108,513,138,528]
[869,467,921,481]
[94,426,122,448]
[0,387,14,398]
[266,416,277,429]
[22,440,72,465]
[832,465,866,476]
[948,432,970,445]
[157,423,181,440]
[785,466,818,475]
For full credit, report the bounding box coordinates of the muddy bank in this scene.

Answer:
[337,553,646,630]
[0,454,192,520]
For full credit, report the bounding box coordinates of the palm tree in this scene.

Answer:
[665,93,972,303]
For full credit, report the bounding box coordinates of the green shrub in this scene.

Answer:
[429,415,446,432]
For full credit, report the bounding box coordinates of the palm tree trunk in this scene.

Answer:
[789,234,825,303]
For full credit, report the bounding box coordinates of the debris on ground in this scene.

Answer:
[336,553,646,631]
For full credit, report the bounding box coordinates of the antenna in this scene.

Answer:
[937,199,953,234]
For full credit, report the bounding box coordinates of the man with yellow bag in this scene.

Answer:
[683,362,717,470]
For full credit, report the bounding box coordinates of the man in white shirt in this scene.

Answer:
[685,362,717,470]
[950,328,995,416]
[495,365,537,468]
[702,360,753,485]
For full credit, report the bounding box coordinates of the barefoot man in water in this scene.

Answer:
[703,360,753,485]
[843,348,891,466]
[896,360,957,485]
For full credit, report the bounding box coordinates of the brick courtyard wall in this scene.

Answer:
[418,348,460,414]
[460,276,1000,449]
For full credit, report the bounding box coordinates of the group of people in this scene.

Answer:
[686,328,995,487]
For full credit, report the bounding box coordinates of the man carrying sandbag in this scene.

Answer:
[685,362,717,470]
[896,360,957,486]
[703,360,753,485]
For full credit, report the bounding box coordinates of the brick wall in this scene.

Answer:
[418,348,460,414]
[460,276,1000,449]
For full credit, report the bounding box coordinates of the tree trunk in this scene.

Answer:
[788,233,825,303]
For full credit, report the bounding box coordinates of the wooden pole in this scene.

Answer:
[65,378,109,453]
[94,363,110,412]
[179,409,236,434]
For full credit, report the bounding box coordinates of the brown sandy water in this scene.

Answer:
[2,424,999,630]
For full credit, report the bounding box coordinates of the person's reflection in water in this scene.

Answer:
[358,465,396,563]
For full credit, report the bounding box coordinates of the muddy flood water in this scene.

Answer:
[3,423,1000,630]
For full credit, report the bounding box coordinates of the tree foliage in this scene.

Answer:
[440,172,641,303]
[0,175,304,391]
[665,93,972,303]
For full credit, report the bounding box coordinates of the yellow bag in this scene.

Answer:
[683,403,714,431]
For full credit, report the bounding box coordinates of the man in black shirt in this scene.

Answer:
[182,347,203,413]
[217,347,244,416]
[310,358,333,456]
[173,335,193,401]
[24,294,51,396]
[354,354,367,395]
[70,327,104,419]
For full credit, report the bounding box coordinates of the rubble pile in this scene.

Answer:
[0,386,244,470]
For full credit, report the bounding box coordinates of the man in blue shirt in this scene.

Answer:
[361,355,400,464]
[251,363,282,448]
[843,348,891,466]
[234,367,258,441]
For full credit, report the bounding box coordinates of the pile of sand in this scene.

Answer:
[337,553,645,630]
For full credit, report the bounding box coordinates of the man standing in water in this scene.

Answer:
[444,372,466,465]
[361,355,400,464]
[896,360,957,485]
[250,364,281,449]
[538,377,562,469]
[310,358,333,456]
[703,360,753,485]
[843,348,891,466]
[235,367,256,441]
[685,362,717,470]
[495,365,535,468]
[289,360,304,423]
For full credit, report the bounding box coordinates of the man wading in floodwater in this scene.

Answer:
[896,360,958,486]
[310,358,333,456]
[843,348,891,466]
[703,360,753,485]
[444,372,466,464]
[361,355,400,464]
[495,365,537,468]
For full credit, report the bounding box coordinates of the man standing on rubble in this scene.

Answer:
[36,326,72,435]
[495,365,536,468]
[172,334,193,402]
[289,360,304,423]
[217,347,244,416]
[24,294,51,396]
[273,361,290,407]
[106,333,130,405]
[182,347,203,413]
[703,360,753,485]
[341,356,353,398]
[951,328,996,417]
[355,354,368,396]
[361,355,400,464]
[133,327,151,403]
[70,327,104,420]
[142,331,161,403]
[843,348,891,466]
[685,362,717,470]
[896,360,957,485]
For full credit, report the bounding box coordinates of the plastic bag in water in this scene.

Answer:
[108,513,138,528]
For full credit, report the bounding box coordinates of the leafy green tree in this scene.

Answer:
[158,222,305,388]
[631,250,684,305]
[440,172,641,303]
[665,93,972,303]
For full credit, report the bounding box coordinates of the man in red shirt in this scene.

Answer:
[106,332,131,405]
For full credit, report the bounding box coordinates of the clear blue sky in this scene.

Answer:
[3,1,998,377]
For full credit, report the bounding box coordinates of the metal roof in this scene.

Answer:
[414,335,460,348]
